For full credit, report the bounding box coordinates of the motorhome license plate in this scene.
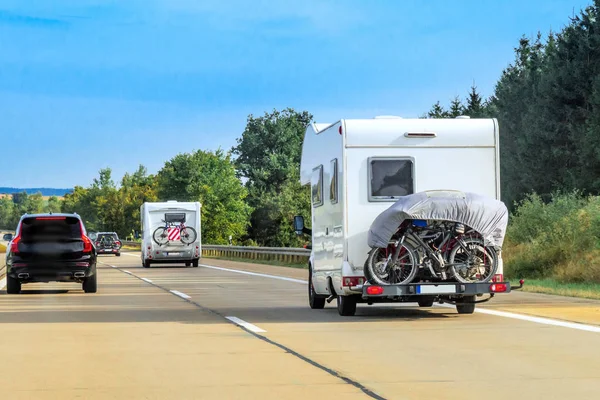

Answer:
[165,252,180,257]
[417,285,457,294]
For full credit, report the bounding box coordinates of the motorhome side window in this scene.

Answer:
[368,158,414,201]
[312,165,324,207]
[330,158,338,204]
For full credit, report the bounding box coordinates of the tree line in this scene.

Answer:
[0,108,312,247]
[426,1,600,209]
[2,2,599,246]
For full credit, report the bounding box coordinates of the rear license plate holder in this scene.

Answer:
[416,284,457,294]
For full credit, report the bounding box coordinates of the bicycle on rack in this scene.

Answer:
[152,219,197,246]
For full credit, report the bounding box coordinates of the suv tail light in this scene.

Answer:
[80,221,93,253]
[10,234,21,254]
[342,277,365,287]
[492,274,504,283]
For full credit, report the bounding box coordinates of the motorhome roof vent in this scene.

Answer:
[455,115,471,119]
[374,115,402,119]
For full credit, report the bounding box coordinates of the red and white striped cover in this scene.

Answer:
[167,227,180,241]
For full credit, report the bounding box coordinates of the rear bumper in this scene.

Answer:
[97,248,120,254]
[8,261,96,282]
[360,281,511,299]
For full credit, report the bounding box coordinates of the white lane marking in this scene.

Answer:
[226,316,266,333]
[436,303,600,333]
[200,264,307,284]
[0,277,6,290]
[122,253,138,257]
[141,278,153,283]
[122,270,132,274]
[170,290,191,300]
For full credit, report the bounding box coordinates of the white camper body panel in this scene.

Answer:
[140,201,202,265]
[300,118,501,296]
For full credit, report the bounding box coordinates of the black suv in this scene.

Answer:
[3,213,98,294]
[94,232,122,256]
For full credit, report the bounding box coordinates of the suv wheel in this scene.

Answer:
[83,271,97,293]
[6,276,21,294]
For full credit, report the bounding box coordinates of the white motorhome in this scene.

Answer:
[295,116,516,316]
[140,201,201,268]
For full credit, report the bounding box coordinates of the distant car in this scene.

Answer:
[2,213,97,294]
[94,232,122,256]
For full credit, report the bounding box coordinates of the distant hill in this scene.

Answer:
[0,187,72,196]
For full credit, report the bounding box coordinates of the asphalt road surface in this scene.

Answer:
[1,252,600,399]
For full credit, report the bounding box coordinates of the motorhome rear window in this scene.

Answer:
[312,165,324,207]
[368,158,414,201]
[164,213,186,223]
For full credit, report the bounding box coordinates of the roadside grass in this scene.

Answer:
[202,254,307,269]
[504,192,600,299]
[517,278,600,300]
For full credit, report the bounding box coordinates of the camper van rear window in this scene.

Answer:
[312,165,324,207]
[368,158,414,201]
[164,213,186,223]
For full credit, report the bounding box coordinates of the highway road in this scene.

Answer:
[1,252,600,399]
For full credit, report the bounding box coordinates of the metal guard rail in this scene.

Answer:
[202,245,310,256]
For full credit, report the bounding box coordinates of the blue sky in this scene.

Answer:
[0,0,591,188]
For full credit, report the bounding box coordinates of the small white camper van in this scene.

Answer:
[294,116,517,316]
[140,201,201,268]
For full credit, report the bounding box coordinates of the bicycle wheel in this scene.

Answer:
[449,237,498,283]
[153,227,169,245]
[179,227,197,244]
[365,241,418,285]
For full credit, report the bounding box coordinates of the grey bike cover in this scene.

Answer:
[367,190,508,249]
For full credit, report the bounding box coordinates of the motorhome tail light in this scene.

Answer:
[149,255,153,259]
[156,251,160,254]
[492,274,504,283]
[404,132,437,138]
[366,286,384,295]
[338,126,342,135]
[342,277,365,287]
[490,283,507,293]
[147,246,151,250]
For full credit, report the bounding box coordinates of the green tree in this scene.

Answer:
[0,196,16,229]
[46,196,62,213]
[427,101,450,118]
[232,108,313,246]
[158,149,251,244]
[448,96,465,117]
[465,84,484,117]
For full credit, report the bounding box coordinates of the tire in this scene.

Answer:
[115,253,121,257]
[152,227,169,245]
[337,295,357,316]
[83,271,97,293]
[143,259,151,268]
[6,275,21,294]
[308,267,325,309]
[192,259,199,268]
[456,295,476,314]
[417,297,435,307]
[365,242,419,285]
[449,237,498,284]
[180,227,197,245]
[185,262,191,267]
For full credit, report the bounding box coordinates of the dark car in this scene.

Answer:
[3,213,97,294]
[94,232,122,256]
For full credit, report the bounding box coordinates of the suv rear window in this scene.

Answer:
[20,216,82,241]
